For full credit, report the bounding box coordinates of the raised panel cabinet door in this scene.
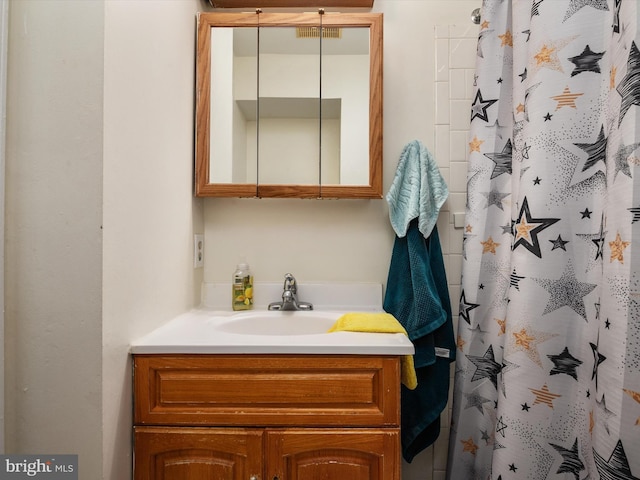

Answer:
[266,429,400,480]
[134,427,263,480]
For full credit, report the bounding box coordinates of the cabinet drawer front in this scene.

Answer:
[134,355,400,427]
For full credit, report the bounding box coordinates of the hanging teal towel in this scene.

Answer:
[386,140,449,239]
[384,221,455,463]
[384,141,455,463]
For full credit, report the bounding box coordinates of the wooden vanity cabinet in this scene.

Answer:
[133,354,402,480]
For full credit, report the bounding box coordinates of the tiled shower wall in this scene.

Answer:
[402,24,478,480]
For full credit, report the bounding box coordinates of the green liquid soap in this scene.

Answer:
[232,262,253,311]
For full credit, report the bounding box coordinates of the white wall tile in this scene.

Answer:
[434,25,449,39]
[448,254,463,286]
[435,82,450,125]
[442,254,451,283]
[447,192,467,216]
[438,166,450,192]
[449,69,468,99]
[449,23,480,39]
[435,124,451,166]
[436,39,450,82]
[449,130,469,163]
[449,38,477,69]
[449,222,465,256]
[449,161,468,194]
[402,447,434,480]
[433,428,450,471]
[452,312,461,338]
[440,406,449,427]
[437,215,450,255]
[449,99,471,131]
[441,197,451,215]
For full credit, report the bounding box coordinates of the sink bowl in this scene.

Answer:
[216,310,340,336]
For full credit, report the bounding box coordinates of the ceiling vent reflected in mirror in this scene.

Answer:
[296,27,342,39]
[208,0,373,7]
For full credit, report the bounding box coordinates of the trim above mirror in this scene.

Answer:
[195,11,383,199]
[208,1,374,7]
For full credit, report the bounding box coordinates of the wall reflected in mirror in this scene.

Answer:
[209,23,370,187]
[209,26,258,184]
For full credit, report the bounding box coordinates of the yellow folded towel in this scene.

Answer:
[327,312,418,390]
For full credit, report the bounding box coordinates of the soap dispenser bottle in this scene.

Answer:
[232,260,253,311]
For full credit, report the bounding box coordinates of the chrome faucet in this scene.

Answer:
[268,273,313,311]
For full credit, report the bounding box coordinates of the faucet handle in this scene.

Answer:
[283,273,297,293]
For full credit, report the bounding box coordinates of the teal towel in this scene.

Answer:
[385,141,453,462]
[384,221,455,463]
[386,140,449,238]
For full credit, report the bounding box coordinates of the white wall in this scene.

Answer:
[4,0,104,468]
[102,1,203,479]
[0,0,8,452]
[5,0,202,478]
[4,1,477,479]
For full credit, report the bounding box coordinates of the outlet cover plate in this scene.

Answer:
[194,234,204,268]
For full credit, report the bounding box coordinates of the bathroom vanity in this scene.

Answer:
[131,309,413,480]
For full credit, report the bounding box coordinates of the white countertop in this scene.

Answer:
[130,308,415,355]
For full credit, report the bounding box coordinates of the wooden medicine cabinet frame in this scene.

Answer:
[208,1,374,7]
[195,11,383,199]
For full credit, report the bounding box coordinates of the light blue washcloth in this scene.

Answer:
[386,140,449,238]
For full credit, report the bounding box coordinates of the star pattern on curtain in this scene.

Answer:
[569,44,605,76]
[532,261,597,319]
[467,344,501,389]
[512,197,560,258]
[593,440,640,480]
[447,1,640,479]
[470,89,498,122]
[617,41,640,125]
[563,0,609,23]
[549,438,585,480]
[548,346,583,380]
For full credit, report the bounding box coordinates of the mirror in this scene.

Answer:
[195,12,383,198]
[258,25,321,187]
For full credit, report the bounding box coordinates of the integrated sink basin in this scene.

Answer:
[216,310,339,336]
[130,308,415,355]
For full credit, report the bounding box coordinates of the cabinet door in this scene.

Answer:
[266,429,399,480]
[134,427,263,480]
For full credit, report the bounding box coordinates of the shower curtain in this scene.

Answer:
[447,1,640,479]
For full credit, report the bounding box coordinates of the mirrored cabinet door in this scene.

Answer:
[257,24,321,188]
[210,25,258,187]
[196,13,260,197]
[320,22,371,189]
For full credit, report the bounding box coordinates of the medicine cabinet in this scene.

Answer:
[195,12,383,198]
[209,1,374,6]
